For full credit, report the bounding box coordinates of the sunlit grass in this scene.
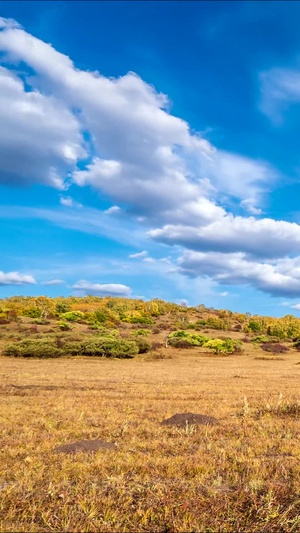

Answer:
[1,347,300,532]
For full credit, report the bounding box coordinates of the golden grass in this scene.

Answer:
[1,348,300,532]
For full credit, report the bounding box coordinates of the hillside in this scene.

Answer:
[0,295,300,360]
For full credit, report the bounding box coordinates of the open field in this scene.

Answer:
[1,347,300,532]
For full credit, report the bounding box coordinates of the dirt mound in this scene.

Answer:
[161,412,219,428]
[54,439,117,453]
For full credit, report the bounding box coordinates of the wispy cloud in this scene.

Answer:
[41,279,65,286]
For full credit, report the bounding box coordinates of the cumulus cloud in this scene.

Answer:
[149,215,300,259]
[0,17,276,218]
[0,66,85,189]
[178,251,300,298]
[0,271,36,285]
[72,280,132,296]
[41,279,65,286]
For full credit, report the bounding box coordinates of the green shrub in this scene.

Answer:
[123,317,154,325]
[206,317,228,330]
[3,338,63,358]
[134,338,152,353]
[93,310,108,323]
[131,329,152,337]
[168,330,210,347]
[63,337,138,358]
[60,311,85,322]
[203,338,243,355]
[55,302,71,314]
[22,307,42,318]
[248,321,261,333]
[252,335,268,343]
[57,321,72,331]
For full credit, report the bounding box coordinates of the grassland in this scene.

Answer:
[1,326,300,532]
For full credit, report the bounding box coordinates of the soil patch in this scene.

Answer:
[161,412,219,428]
[54,439,117,453]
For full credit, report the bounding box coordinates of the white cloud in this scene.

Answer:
[149,215,300,259]
[72,280,132,296]
[0,271,36,285]
[41,279,65,286]
[291,303,300,311]
[0,17,276,219]
[129,250,148,258]
[0,65,85,188]
[240,198,263,215]
[178,251,300,297]
[105,205,121,215]
[60,196,82,208]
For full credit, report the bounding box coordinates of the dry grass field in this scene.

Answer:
[1,343,300,532]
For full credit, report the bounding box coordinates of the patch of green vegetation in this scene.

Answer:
[63,337,139,358]
[130,329,152,336]
[57,321,72,331]
[123,316,154,325]
[59,311,85,322]
[3,338,63,358]
[203,338,243,355]
[168,330,210,347]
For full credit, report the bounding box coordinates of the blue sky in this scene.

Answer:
[2,1,300,315]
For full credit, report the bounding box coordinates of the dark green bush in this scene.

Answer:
[22,307,42,318]
[3,338,63,358]
[63,337,139,358]
[248,321,261,333]
[134,338,152,353]
[55,302,71,314]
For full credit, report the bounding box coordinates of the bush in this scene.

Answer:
[3,338,63,358]
[134,338,152,354]
[63,337,139,358]
[55,302,71,314]
[204,338,243,355]
[57,321,72,331]
[131,329,151,337]
[22,307,41,318]
[170,339,195,349]
[60,311,85,322]
[168,330,209,347]
[248,321,261,333]
[123,316,154,325]
[206,317,228,330]
[252,335,269,343]
[262,343,289,354]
